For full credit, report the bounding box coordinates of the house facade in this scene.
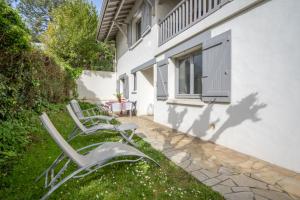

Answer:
[97,0,300,173]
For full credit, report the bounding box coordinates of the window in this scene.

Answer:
[135,19,142,41]
[176,50,202,98]
[159,31,231,103]
[133,73,137,91]
[127,0,152,47]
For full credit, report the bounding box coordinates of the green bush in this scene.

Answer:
[0,120,30,167]
[0,110,35,174]
[0,1,77,172]
[0,0,30,53]
[0,1,77,120]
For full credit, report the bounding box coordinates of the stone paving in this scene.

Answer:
[119,116,300,200]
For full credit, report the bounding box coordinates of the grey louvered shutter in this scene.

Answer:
[116,80,120,93]
[127,22,132,47]
[202,31,231,102]
[124,75,129,99]
[141,1,151,33]
[157,64,168,100]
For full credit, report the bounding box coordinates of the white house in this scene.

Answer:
[96,0,300,173]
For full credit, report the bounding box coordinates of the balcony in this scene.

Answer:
[158,0,231,45]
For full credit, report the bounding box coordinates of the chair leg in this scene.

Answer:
[67,128,84,142]
[119,130,137,147]
[67,126,79,141]
[40,168,86,200]
[35,153,65,183]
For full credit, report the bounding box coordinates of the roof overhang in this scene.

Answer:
[97,0,136,41]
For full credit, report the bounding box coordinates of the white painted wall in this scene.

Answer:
[136,67,155,115]
[77,70,116,103]
[154,0,300,172]
[113,0,300,172]
[115,0,159,115]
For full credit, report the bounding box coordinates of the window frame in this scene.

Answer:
[133,73,137,91]
[128,0,152,49]
[175,50,202,99]
[135,18,142,41]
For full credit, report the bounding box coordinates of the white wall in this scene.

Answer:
[154,0,300,172]
[136,67,155,115]
[77,70,116,103]
[113,0,300,172]
[115,0,159,114]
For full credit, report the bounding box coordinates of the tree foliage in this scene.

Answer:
[0,1,76,120]
[0,0,30,53]
[42,0,114,71]
[17,0,65,41]
[0,1,76,169]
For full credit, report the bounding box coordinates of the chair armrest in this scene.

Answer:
[76,142,105,153]
[83,115,114,121]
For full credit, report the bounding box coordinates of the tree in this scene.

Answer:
[1,0,76,119]
[42,0,114,71]
[0,0,30,56]
[17,0,65,41]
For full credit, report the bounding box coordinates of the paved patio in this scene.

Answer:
[119,116,300,200]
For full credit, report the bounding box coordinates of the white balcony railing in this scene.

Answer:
[158,0,231,45]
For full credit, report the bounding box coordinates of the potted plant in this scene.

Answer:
[115,93,122,103]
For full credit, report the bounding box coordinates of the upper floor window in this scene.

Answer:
[176,50,202,98]
[127,0,152,47]
[136,19,142,41]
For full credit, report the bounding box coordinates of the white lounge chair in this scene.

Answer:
[66,105,138,146]
[70,99,116,125]
[36,113,159,200]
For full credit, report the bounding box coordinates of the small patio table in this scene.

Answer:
[105,100,133,117]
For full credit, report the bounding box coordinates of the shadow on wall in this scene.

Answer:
[210,92,267,142]
[168,105,187,132]
[147,92,268,169]
[76,78,100,103]
[167,92,267,141]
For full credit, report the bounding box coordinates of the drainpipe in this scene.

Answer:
[113,43,117,73]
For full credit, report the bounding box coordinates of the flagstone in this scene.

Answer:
[230,174,267,189]
[203,178,222,186]
[224,192,254,200]
[118,116,300,200]
[191,170,209,182]
[212,185,232,195]
[251,188,293,200]
[231,186,251,192]
[220,179,237,187]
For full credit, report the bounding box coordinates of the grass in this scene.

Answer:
[0,106,223,200]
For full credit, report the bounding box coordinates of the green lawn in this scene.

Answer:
[0,107,223,200]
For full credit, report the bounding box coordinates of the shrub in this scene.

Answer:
[0,110,37,175]
[0,120,30,167]
[0,1,77,173]
[0,1,77,120]
[0,0,30,53]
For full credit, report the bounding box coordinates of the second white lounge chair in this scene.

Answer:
[66,105,138,146]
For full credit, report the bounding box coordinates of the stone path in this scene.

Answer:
[119,116,300,200]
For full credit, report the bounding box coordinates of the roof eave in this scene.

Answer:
[96,0,109,41]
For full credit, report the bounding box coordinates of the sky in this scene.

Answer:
[91,0,103,14]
